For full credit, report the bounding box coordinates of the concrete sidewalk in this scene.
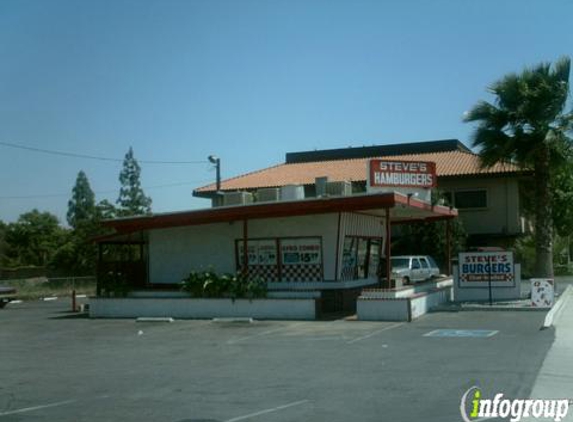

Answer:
[525,286,573,421]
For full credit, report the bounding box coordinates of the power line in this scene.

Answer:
[0,141,208,164]
[0,180,211,200]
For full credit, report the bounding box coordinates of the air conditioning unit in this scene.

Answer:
[211,196,223,208]
[326,181,352,196]
[315,177,328,197]
[223,191,254,206]
[280,185,305,201]
[257,187,280,202]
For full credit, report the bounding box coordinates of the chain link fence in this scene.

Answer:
[0,276,96,300]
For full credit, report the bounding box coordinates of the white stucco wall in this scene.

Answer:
[148,214,341,284]
[438,177,522,236]
[89,298,317,320]
[148,212,388,285]
[149,222,242,284]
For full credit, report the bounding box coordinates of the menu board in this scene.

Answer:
[238,239,278,266]
[280,238,322,265]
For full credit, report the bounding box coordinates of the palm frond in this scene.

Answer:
[471,126,513,168]
[464,101,510,130]
[467,56,573,170]
[553,56,571,85]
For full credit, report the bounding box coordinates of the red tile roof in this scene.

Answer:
[194,150,523,195]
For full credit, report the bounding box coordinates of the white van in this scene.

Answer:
[390,255,440,284]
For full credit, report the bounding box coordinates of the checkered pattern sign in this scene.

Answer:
[282,264,323,282]
[245,265,279,282]
[236,237,324,282]
[460,272,514,282]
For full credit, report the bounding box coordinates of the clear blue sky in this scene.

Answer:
[0,0,571,223]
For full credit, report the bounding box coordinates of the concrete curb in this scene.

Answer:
[542,285,573,329]
[431,303,546,312]
[136,317,175,323]
[212,317,254,323]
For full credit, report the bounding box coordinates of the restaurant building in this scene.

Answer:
[94,139,526,317]
[194,139,529,248]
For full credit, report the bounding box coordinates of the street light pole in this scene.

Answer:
[208,155,221,192]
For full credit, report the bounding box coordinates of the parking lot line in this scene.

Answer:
[346,322,404,344]
[0,399,76,417]
[226,322,305,344]
[224,399,309,422]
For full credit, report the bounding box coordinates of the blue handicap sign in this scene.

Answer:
[423,329,498,338]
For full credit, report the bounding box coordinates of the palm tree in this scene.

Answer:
[465,57,573,278]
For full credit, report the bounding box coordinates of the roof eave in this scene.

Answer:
[101,192,457,236]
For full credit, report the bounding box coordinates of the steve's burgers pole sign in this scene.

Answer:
[454,250,521,302]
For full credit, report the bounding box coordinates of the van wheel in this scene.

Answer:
[403,277,410,285]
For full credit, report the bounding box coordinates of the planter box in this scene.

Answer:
[89,297,317,320]
[361,277,453,299]
[357,286,452,322]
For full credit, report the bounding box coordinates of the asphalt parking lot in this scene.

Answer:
[0,299,555,422]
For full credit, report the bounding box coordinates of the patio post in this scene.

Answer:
[446,219,452,275]
[385,208,392,289]
[243,219,249,278]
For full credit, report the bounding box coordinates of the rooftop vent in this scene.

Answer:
[326,181,352,197]
[315,177,328,197]
[223,191,254,206]
[280,185,305,201]
[257,187,280,202]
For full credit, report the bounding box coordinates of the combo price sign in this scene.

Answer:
[458,251,514,284]
[369,160,437,189]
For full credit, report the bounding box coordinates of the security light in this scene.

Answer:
[208,155,221,193]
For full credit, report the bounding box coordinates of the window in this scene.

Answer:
[445,189,487,209]
[454,190,487,209]
[412,259,421,269]
[427,256,438,268]
[356,239,369,279]
[341,236,382,281]
[442,191,453,207]
[368,240,381,278]
[236,237,323,282]
[419,258,429,269]
[391,258,410,270]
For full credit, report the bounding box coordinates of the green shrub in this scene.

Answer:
[99,270,130,297]
[514,234,573,278]
[181,271,205,297]
[180,270,267,299]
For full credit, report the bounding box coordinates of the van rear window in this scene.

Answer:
[391,258,409,269]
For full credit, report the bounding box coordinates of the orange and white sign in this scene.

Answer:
[369,160,437,188]
[531,279,555,308]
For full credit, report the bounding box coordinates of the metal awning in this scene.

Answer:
[98,191,457,237]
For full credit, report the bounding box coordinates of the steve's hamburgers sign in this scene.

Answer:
[369,160,437,188]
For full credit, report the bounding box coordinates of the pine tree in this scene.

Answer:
[0,220,7,266]
[116,147,152,216]
[67,171,96,229]
[96,199,117,220]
